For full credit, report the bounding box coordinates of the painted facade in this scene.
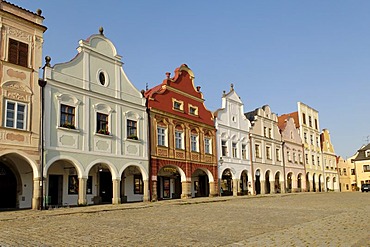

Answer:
[214,84,252,196]
[278,116,306,192]
[320,129,339,191]
[245,105,284,195]
[0,1,46,209]
[281,102,324,192]
[351,143,370,189]
[337,156,356,192]
[144,64,217,200]
[42,29,149,206]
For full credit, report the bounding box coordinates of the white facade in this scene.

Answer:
[214,85,252,196]
[321,129,340,192]
[246,105,284,195]
[42,30,149,206]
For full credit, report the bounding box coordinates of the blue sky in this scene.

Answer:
[11,0,370,158]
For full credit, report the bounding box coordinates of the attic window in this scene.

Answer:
[97,70,109,86]
[172,99,184,111]
[99,72,105,85]
[366,150,370,158]
[189,104,198,116]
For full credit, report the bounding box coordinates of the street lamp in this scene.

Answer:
[218,157,224,196]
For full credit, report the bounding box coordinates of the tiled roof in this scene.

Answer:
[1,0,44,18]
[278,112,299,129]
[352,143,370,161]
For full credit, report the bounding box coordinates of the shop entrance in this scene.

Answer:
[221,169,233,196]
[0,163,17,209]
[99,171,112,203]
[157,166,182,200]
[48,175,63,206]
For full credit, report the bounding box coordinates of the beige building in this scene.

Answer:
[337,156,356,192]
[351,143,370,189]
[320,129,339,191]
[0,1,46,209]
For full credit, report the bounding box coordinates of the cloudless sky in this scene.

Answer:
[10,0,370,158]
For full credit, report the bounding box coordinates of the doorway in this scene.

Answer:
[0,164,17,209]
[48,175,63,206]
[99,171,112,203]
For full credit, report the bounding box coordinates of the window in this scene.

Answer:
[317,156,320,166]
[310,135,313,145]
[304,133,307,143]
[276,148,280,161]
[312,155,315,165]
[68,175,79,195]
[157,126,166,146]
[127,120,137,139]
[268,128,272,138]
[299,153,303,164]
[5,100,27,130]
[175,131,183,149]
[316,137,319,147]
[97,113,109,135]
[189,105,198,115]
[264,127,267,137]
[366,150,370,158]
[339,168,342,175]
[343,168,347,176]
[305,154,309,164]
[232,142,237,158]
[364,165,370,172]
[255,144,260,158]
[346,184,349,190]
[134,175,143,194]
[99,72,106,85]
[191,134,198,152]
[204,137,211,154]
[266,146,271,159]
[242,144,247,159]
[221,140,227,156]
[308,116,312,127]
[293,152,297,163]
[287,151,291,161]
[351,169,355,175]
[60,104,75,129]
[315,119,318,130]
[8,38,28,67]
[172,99,183,111]
[302,113,306,124]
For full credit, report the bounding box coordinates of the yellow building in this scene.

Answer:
[0,1,46,209]
[351,144,370,189]
[337,156,356,192]
[320,129,339,191]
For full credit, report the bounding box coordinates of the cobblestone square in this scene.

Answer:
[0,192,369,246]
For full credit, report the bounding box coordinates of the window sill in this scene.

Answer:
[95,133,112,138]
[1,126,28,132]
[126,137,141,142]
[57,126,80,133]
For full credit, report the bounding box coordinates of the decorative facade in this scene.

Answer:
[42,29,149,206]
[0,1,46,209]
[278,116,306,192]
[214,84,252,196]
[320,129,339,191]
[144,64,217,200]
[245,105,284,195]
[281,102,324,192]
[337,156,356,192]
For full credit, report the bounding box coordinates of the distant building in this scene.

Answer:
[278,116,306,192]
[337,156,356,192]
[320,129,339,191]
[214,84,252,196]
[0,1,46,209]
[280,102,324,192]
[144,64,218,200]
[246,105,284,195]
[42,29,149,206]
[351,143,370,188]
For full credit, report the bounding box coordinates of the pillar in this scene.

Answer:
[32,177,41,210]
[309,181,314,192]
[260,180,266,194]
[143,179,149,202]
[78,177,87,205]
[112,179,121,204]
[232,179,239,196]
[209,181,217,197]
[270,181,275,193]
[280,182,285,193]
[152,180,158,201]
[181,180,191,199]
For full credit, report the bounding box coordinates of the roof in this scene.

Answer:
[1,0,45,18]
[352,143,370,161]
[278,112,299,129]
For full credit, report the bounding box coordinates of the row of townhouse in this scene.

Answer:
[337,143,370,192]
[0,1,340,210]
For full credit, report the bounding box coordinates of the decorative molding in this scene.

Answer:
[6,133,25,142]
[8,27,31,42]
[7,69,26,80]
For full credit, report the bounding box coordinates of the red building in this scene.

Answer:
[144,64,218,200]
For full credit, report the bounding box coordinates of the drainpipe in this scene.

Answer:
[142,90,152,201]
[282,141,286,193]
[302,144,307,192]
[38,78,47,210]
[249,133,255,195]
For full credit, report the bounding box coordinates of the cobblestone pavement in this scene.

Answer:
[0,192,369,246]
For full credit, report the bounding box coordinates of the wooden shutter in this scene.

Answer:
[8,39,28,67]
[8,39,18,64]
[18,42,28,67]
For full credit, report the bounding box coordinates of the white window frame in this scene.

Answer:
[232,142,238,158]
[191,134,198,152]
[4,100,27,130]
[242,144,247,160]
[56,93,81,130]
[266,146,271,159]
[175,130,183,149]
[204,137,211,154]
[221,140,228,156]
[188,104,198,116]
[157,126,167,146]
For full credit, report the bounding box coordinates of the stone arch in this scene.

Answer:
[119,162,149,182]
[85,159,119,179]
[46,155,84,178]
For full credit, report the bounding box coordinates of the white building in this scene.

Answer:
[245,105,284,195]
[214,84,252,196]
[42,28,149,206]
[321,129,339,191]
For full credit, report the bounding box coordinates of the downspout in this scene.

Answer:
[249,132,255,195]
[38,77,47,210]
[282,141,286,193]
[142,90,152,201]
[302,144,307,192]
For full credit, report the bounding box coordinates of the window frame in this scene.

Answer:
[60,104,76,129]
[8,38,28,67]
[190,133,198,152]
[175,130,183,149]
[232,142,238,158]
[204,137,211,154]
[127,119,138,139]
[134,174,144,194]
[157,126,167,146]
[4,99,27,130]
[221,140,227,156]
[96,112,110,135]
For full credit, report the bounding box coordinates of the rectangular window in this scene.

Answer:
[351,169,355,175]
[5,100,27,130]
[293,152,297,163]
[255,144,260,158]
[157,127,166,146]
[97,113,109,134]
[315,119,318,130]
[305,154,309,164]
[134,175,143,194]
[299,154,303,163]
[312,155,315,165]
[8,38,28,67]
[302,113,306,124]
[276,148,280,161]
[266,146,271,159]
[221,140,227,156]
[287,151,291,161]
[204,137,211,154]
[317,156,320,166]
[86,176,93,194]
[363,165,370,172]
[242,144,247,159]
[310,135,313,145]
[60,104,75,129]
[264,127,267,137]
[189,105,198,115]
[191,134,198,152]
[68,175,79,195]
[304,133,307,143]
[173,101,182,110]
[316,137,319,147]
[127,120,137,139]
[309,116,312,127]
[268,128,272,138]
[343,168,347,176]
[232,142,237,158]
[175,131,183,149]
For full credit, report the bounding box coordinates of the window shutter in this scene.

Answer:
[18,42,28,67]
[8,39,18,64]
